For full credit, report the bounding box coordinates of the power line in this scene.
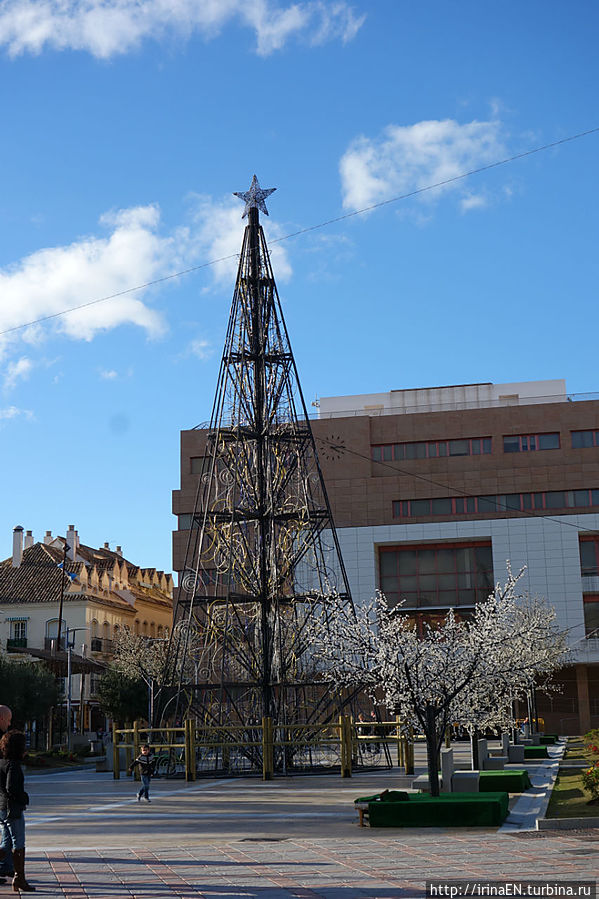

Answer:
[1,125,598,339]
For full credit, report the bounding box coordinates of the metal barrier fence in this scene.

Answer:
[113,718,416,781]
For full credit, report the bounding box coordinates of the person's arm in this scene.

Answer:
[5,763,28,814]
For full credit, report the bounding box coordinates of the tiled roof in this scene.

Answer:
[0,544,78,604]
[0,538,172,610]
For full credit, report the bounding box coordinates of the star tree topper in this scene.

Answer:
[234,175,276,218]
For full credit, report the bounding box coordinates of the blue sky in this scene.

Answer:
[0,0,597,574]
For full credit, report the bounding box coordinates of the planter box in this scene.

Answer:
[355,791,509,828]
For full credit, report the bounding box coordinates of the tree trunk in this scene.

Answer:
[425,705,440,797]
[471,728,480,770]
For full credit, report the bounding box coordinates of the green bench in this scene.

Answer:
[479,769,532,792]
[538,735,558,745]
[354,790,509,828]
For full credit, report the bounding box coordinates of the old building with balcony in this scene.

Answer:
[0,525,174,732]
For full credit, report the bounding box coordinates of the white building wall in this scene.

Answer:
[319,379,568,418]
[2,601,90,701]
[1,601,89,654]
[336,512,599,659]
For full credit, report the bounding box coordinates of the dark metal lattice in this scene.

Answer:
[157,181,356,746]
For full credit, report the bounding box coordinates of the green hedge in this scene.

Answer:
[479,769,531,792]
[358,791,509,827]
[524,745,549,759]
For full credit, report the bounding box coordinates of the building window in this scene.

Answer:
[45,618,66,651]
[379,542,494,611]
[90,619,102,652]
[583,595,599,636]
[503,432,560,453]
[7,619,28,649]
[190,456,207,474]
[572,430,599,449]
[11,620,27,641]
[372,436,492,462]
[402,609,472,637]
[393,489,599,518]
[580,538,599,577]
[178,514,193,530]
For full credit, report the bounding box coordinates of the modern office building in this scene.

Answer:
[173,379,599,734]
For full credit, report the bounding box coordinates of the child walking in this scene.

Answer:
[129,744,156,803]
[0,730,35,892]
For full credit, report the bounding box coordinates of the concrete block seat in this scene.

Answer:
[523,745,549,759]
[354,790,509,828]
[507,745,525,764]
[413,771,481,792]
[483,756,507,770]
[479,769,532,792]
[452,771,480,792]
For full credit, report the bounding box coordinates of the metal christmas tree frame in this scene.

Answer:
[160,177,355,757]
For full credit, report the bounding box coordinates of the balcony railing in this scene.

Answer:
[6,637,27,650]
[90,638,114,655]
[44,637,66,652]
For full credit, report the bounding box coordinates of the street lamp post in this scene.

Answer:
[65,626,89,751]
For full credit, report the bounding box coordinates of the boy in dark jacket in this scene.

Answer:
[129,744,156,803]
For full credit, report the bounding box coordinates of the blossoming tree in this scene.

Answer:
[309,566,569,796]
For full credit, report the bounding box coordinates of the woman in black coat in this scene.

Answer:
[0,730,35,892]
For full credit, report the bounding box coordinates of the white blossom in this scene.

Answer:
[309,565,569,795]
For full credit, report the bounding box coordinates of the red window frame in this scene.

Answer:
[583,593,599,636]
[372,437,492,462]
[502,432,560,453]
[572,430,599,449]
[392,489,599,519]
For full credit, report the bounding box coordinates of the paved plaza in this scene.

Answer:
[8,749,597,899]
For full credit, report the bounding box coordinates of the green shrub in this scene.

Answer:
[74,744,91,757]
[583,729,599,758]
[97,668,147,725]
[0,657,59,727]
[24,754,48,768]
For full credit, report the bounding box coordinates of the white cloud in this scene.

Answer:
[188,338,212,361]
[0,0,364,59]
[0,405,33,420]
[4,356,32,390]
[187,194,292,289]
[460,193,487,212]
[340,118,507,212]
[0,204,172,346]
[0,192,292,387]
